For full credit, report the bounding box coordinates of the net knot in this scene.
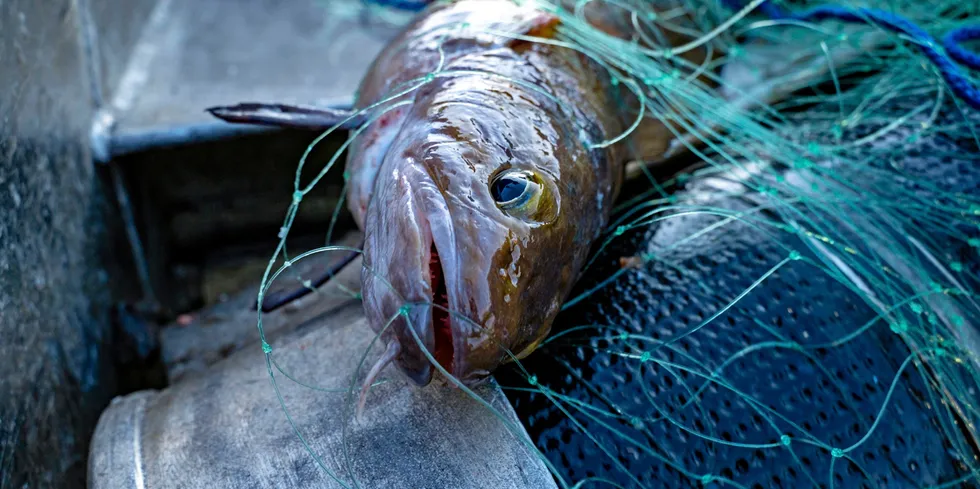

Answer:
[890,321,908,334]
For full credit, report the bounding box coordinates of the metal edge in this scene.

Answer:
[88,390,158,489]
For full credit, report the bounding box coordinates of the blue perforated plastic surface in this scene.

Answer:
[500,93,980,488]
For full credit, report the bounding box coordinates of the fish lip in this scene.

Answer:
[395,200,440,387]
[405,206,437,386]
[375,170,458,387]
[417,183,459,380]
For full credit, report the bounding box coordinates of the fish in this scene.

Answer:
[203,0,914,400]
[207,0,715,392]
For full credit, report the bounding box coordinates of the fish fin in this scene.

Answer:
[206,102,365,130]
[510,335,546,362]
[608,13,713,165]
[508,13,561,52]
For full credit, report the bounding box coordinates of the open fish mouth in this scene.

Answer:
[405,180,460,384]
[360,164,461,387]
[411,184,461,383]
[428,240,455,377]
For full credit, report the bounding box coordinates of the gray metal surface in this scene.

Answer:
[89,258,558,489]
[107,0,392,136]
[82,0,158,104]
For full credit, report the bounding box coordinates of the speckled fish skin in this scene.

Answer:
[346,0,644,386]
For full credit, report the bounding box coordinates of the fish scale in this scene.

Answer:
[500,92,980,488]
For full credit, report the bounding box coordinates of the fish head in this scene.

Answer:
[359,69,612,387]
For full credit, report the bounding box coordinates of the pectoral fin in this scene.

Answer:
[206,102,365,131]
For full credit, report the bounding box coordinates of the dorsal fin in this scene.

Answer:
[508,13,561,52]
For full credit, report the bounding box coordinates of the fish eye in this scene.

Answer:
[490,170,539,210]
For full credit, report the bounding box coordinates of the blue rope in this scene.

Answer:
[720,0,980,109]
[944,25,980,70]
[363,0,430,12]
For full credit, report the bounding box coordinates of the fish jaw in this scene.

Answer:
[360,158,459,387]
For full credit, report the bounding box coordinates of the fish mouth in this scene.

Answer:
[409,167,461,385]
[399,194,458,385]
[361,162,461,387]
[428,240,455,378]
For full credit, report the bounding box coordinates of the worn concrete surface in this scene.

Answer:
[96,0,407,310]
[0,0,136,487]
[90,259,559,489]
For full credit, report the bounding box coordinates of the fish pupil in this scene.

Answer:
[492,174,528,203]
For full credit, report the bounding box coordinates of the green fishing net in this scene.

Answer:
[255,0,980,487]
